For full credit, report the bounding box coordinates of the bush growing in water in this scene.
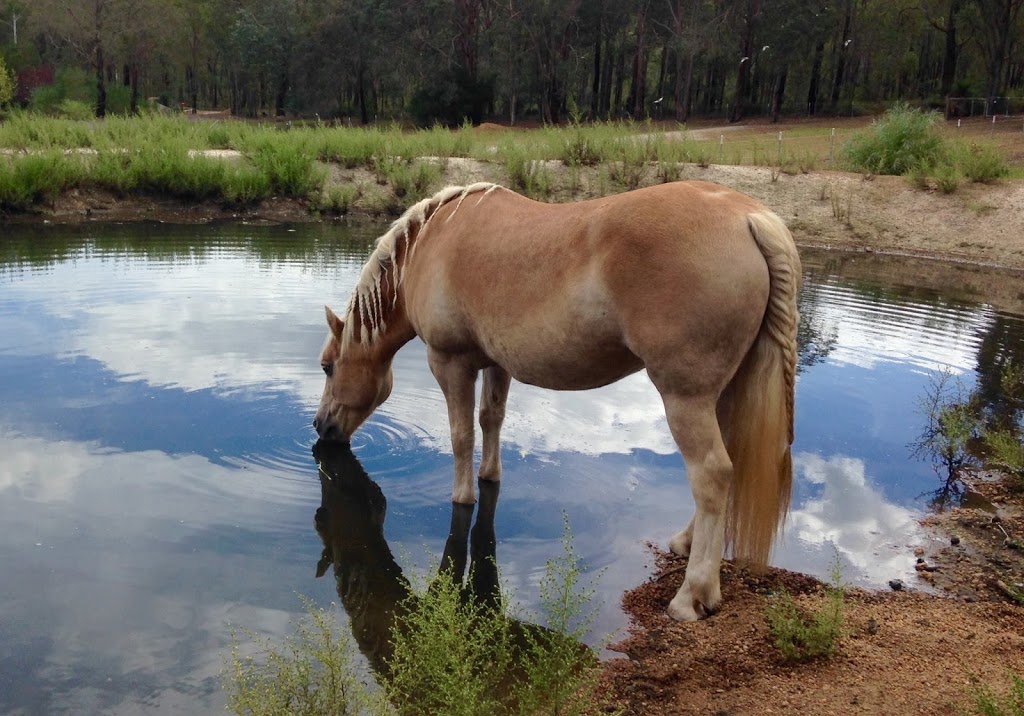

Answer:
[843,103,946,175]
[222,518,604,715]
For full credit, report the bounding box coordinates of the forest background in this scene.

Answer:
[0,0,1022,126]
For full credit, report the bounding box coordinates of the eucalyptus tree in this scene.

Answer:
[967,0,1024,100]
[29,0,122,115]
[0,0,23,45]
[661,0,729,121]
[756,0,833,120]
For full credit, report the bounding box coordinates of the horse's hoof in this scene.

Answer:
[668,532,692,558]
[667,579,721,621]
[667,598,704,621]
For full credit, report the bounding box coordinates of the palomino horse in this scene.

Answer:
[314,181,800,621]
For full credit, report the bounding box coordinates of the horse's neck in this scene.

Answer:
[332,538,410,675]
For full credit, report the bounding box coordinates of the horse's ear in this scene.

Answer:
[325,305,344,340]
[316,548,332,578]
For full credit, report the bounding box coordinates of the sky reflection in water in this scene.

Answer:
[0,223,1017,714]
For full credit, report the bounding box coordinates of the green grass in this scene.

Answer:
[1,109,1014,213]
[0,152,87,211]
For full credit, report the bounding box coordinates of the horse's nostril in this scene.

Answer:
[313,417,321,431]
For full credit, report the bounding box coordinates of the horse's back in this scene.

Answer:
[404,182,780,392]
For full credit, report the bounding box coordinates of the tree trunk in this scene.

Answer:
[95,44,106,117]
[730,0,761,122]
[681,49,695,121]
[831,0,853,110]
[130,63,139,114]
[591,28,602,118]
[806,41,824,115]
[770,67,787,122]
[357,64,369,125]
[936,0,961,97]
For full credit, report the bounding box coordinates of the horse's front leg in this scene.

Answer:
[478,366,511,481]
[428,350,479,504]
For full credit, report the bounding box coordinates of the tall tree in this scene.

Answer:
[968,0,1024,99]
[32,0,121,116]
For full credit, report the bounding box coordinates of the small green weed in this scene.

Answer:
[984,429,1024,490]
[967,671,1024,716]
[224,600,377,716]
[766,553,845,663]
[935,163,963,194]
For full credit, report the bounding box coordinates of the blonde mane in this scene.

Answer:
[342,182,503,347]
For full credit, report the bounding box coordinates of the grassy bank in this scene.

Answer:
[0,110,1018,215]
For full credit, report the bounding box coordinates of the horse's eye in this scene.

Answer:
[322,363,333,377]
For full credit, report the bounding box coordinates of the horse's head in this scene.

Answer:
[313,305,394,442]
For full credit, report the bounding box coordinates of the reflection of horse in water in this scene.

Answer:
[312,440,542,684]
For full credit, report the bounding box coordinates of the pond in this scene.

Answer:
[1,222,1022,714]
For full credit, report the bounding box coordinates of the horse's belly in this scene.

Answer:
[485,327,644,391]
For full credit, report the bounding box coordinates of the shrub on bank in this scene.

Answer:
[843,103,946,175]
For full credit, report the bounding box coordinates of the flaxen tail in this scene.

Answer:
[726,211,801,567]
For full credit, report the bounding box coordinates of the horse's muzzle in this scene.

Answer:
[313,416,347,444]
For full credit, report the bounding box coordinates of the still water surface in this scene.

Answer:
[1,222,1021,714]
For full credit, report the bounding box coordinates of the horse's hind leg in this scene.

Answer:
[478,366,511,481]
[670,387,734,558]
[660,392,733,621]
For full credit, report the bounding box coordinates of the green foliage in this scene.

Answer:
[385,571,515,716]
[766,555,845,663]
[968,672,1024,716]
[512,514,603,715]
[984,429,1024,489]
[315,184,362,216]
[0,152,85,211]
[244,136,326,197]
[499,143,553,200]
[386,515,602,716]
[28,67,97,116]
[842,103,946,175]
[934,163,963,194]
[560,127,605,167]
[371,157,442,199]
[409,68,494,128]
[954,142,1010,183]
[0,57,14,107]
[55,99,95,121]
[223,601,377,716]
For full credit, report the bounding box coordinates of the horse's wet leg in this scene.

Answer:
[478,366,511,481]
[428,350,479,504]
[660,394,732,621]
